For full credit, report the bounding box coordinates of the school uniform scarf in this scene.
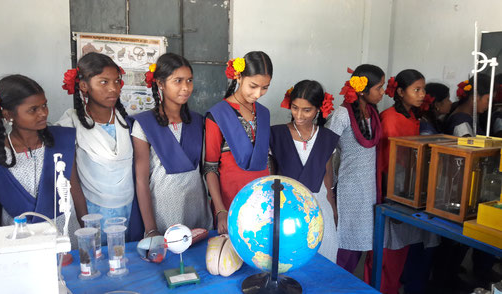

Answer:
[131,110,203,173]
[207,100,270,171]
[270,124,339,193]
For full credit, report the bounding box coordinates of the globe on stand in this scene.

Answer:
[228,176,324,294]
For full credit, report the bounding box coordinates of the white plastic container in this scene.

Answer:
[75,227,101,280]
[104,225,128,277]
[81,213,103,259]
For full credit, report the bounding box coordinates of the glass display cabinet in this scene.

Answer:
[426,143,502,223]
[387,135,457,208]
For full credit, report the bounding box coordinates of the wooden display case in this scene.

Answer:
[387,135,457,208]
[426,144,502,223]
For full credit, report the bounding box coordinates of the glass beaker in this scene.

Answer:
[75,227,101,280]
[104,225,128,277]
[82,214,103,259]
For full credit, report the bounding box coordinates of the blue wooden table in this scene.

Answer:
[63,231,379,293]
[371,202,502,290]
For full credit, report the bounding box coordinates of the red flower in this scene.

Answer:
[119,67,126,75]
[120,79,124,88]
[321,92,334,118]
[145,71,155,88]
[385,76,398,98]
[347,67,354,74]
[280,87,294,109]
[225,59,237,80]
[456,80,469,99]
[340,80,358,104]
[62,68,79,95]
[420,94,435,112]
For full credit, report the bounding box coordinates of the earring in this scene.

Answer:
[159,88,164,102]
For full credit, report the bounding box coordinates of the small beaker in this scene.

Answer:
[82,214,103,259]
[104,225,128,277]
[75,227,101,280]
[104,217,127,228]
[104,217,128,242]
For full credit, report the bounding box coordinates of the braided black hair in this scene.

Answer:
[350,64,385,139]
[224,51,273,98]
[393,69,424,119]
[151,53,193,126]
[73,52,129,129]
[289,80,327,126]
[0,75,54,167]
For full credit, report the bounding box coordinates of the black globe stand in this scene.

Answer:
[241,179,302,294]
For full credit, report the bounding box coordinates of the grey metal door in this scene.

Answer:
[70,0,229,114]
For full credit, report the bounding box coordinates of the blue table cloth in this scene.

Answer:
[63,231,378,293]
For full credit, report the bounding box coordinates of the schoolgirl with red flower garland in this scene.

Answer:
[204,51,273,234]
[57,52,142,241]
[373,69,440,294]
[419,83,452,135]
[130,53,212,238]
[445,74,491,137]
[327,64,385,271]
[270,80,338,262]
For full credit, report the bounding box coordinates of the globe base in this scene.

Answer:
[241,272,302,294]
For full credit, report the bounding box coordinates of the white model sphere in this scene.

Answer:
[164,224,192,254]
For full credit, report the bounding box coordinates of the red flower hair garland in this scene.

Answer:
[225,57,245,80]
[280,86,334,118]
[420,94,435,111]
[456,80,471,99]
[321,92,334,118]
[339,80,358,104]
[119,67,125,88]
[340,67,368,104]
[144,63,156,88]
[385,76,398,98]
[62,68,79,95]
[280,87,294,109]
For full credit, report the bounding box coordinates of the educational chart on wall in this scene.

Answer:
[73,32,167,115]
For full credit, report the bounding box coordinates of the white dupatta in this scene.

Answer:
[57,109,134,208]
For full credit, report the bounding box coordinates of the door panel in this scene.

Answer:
[70,0,229,114]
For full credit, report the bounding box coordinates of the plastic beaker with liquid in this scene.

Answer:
[104,225,128,277]
[82,214,103,259]
[75,227,101,280]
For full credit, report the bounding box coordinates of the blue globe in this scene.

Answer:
[228,175,324,274]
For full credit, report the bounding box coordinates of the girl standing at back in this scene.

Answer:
[205,51,273,234]
[419,83,452,135]
[58,52,140,239]
[270,80,338,262]
[131,53,212,238]
[375,69,440,294]
[328,64,385,271]
[0,75,80,247]
[445,74,491,137]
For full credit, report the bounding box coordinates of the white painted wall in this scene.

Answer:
[231,0,367,124]
[1,0,501,123]
[0,0,71,123]
[231,0,502,118]
[386,0,502,109]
